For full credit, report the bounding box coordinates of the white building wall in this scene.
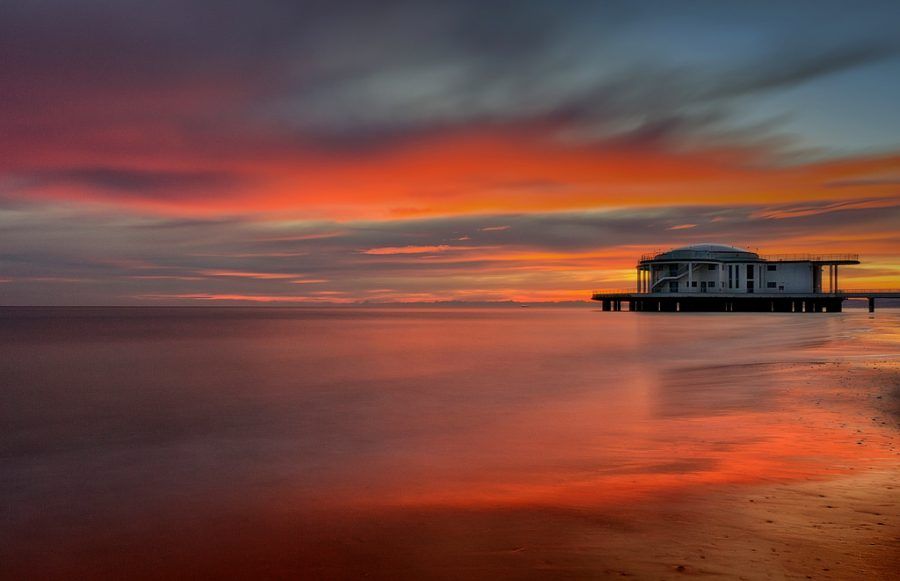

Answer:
[682,262,725,292]
[763,262,814,292]
[647,260,816,294]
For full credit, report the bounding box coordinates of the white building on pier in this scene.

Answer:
[636,244,858,295]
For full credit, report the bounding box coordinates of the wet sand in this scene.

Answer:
[5,359,897,580]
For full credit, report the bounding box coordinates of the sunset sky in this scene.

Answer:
[2,0,899,304]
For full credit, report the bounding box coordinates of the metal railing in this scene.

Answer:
[761,253,859,262]
[639,247,753,261]
[838,288,900,294]
[590,288,900,297]
[591,288,636,296]
[639,251,665,262]
[638,250,860,263]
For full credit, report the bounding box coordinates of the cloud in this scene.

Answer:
[135,293,353,304]
[700,42,898,101]
[199,269,307,280]
[1,0,898,209]
[14,167,249,200]
[362,244,478,255]
[2,195,898,304]
[1,1,899,303]
[825,178,900,188]
[750,197,900,219]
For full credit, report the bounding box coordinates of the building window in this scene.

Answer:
[692,281,698,287]
[767,264,777,271]
[746,264,754,279]
[767,282,776,288]
[708,264,716,270]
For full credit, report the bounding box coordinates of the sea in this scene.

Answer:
[2,306,898,578]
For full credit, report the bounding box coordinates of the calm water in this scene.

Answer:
[2,306,898,578]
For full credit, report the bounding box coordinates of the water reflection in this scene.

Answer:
[1,307,897,577]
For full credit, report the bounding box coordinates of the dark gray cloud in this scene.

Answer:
[825,177,900,188]
[11,168,249,200]
[2,0,898,164]
[701,43,898,100]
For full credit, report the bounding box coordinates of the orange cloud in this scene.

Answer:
[362,245,483,255]
[137,293,354,303]
[199,270,306,279]
[12,126,900,220]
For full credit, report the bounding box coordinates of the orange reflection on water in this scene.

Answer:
[1,308,897,578]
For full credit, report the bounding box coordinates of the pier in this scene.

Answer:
[592,290,900,312]
[592,244,898,312]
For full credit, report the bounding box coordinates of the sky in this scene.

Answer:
[2,0,899,304]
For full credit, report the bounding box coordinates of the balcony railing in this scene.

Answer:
[838,288,900,294]
[638,250,860,263]
[639,250,665,262]
[591,288,636,296]
[591,288,900,298]
[761,253,859,262]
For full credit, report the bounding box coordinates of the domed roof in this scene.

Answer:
[674,244,751,253]
[649,243,760,262]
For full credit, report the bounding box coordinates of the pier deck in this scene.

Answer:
[591,290,900,312]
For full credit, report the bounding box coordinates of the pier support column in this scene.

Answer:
[602,299,611,311]
[869,297,875,313]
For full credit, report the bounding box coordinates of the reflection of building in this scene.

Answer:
[593,244,898,312]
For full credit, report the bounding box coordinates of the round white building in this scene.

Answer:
[593,243,869,312]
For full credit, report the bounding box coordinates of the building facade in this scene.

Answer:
[593,244,899,312]
[636,244,856,296]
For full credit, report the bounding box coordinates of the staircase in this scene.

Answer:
[651,266,689,291]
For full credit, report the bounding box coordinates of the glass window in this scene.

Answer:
[708,264,716,270]
[767,282,776,288]
[767,264,777,271]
